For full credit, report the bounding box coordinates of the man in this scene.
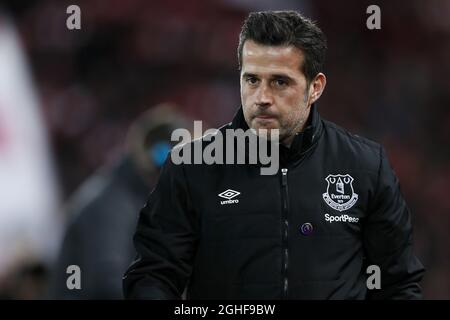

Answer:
[123,11,425,299]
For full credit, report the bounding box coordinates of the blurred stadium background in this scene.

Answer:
[0,0,448,299]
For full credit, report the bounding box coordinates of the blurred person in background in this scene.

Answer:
[47,104,194,299]
[0,9,62,299]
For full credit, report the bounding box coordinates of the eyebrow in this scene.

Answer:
[242,72,257,79]
[242,72,296,83]
[270,74,295,82]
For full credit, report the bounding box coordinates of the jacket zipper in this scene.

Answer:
[281,168,289,299]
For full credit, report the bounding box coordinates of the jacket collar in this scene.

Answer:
[230,103,323,163]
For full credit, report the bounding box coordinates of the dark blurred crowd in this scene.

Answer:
[1,0,449,299]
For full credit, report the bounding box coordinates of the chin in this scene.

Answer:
[250,126,281,141]
[252,119,279,130]
[252,126,278,134]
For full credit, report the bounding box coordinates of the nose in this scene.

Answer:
[255,82,273,107]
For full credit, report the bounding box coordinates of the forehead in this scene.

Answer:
[241,40,305,78]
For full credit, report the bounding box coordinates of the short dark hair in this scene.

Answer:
[238,11,327,83]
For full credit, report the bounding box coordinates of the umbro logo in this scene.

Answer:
[218,189,240,205]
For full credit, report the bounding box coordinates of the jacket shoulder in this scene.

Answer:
[323,119,379,148]
[321,119,382,170]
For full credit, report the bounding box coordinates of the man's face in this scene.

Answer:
[240,40,312,145]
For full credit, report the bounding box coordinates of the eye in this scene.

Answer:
[245,76,259,85]
[273,78,288,88]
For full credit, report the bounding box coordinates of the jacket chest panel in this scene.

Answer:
[287,163,374,238]
[197,167,282,242]
[192,161,376,243]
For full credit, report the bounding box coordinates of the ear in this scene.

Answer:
[308,73,327,105]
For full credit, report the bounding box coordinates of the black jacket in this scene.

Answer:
[123,105,425,299]
[49,157,147,299]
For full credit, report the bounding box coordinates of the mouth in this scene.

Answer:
[254,114,276,120]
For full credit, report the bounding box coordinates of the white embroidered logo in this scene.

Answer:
[322,174,358,211]
[218,189,240,205]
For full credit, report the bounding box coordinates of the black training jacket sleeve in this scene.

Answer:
[364,146,425,299]
[123,156,198,299]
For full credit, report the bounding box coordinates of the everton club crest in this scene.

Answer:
[322,174,358,211]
